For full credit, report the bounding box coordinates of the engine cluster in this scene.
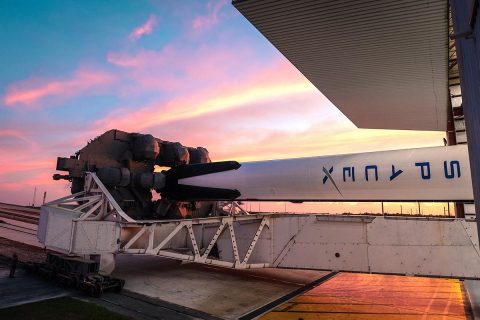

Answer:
[54,129,213,219]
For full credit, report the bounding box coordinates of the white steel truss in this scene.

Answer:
[40,172,270,269]
[46,173,136,223]
[120,216,270,268]
[38,172,480,278]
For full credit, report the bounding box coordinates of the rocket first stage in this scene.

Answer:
[54,130,472,219]
[170,144,472,202]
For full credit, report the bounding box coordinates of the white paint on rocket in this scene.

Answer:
[180,145,472,201]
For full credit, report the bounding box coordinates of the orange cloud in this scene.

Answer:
[128,14,158,41]
[94,59,316,132]
[141,93,444,163]
[215,129,445,162]
[3,67,115,107]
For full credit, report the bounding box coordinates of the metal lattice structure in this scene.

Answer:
[45,173,135,223]
[38,172,480,278]
[39,173,271,269]
[121,215,270,269]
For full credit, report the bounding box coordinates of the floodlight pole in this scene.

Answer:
[450,1,480,240]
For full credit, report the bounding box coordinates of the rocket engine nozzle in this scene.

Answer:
[161,161,242,201]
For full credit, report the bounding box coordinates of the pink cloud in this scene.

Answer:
[0,129,37,152]
[192,0,227,30]
[0,131,54,178]
[0,132,67,203]
[107,45,175,68]
[128,14,158,41]
[151,102,444,164]
[0,169,66,205]
[94,58,315,133]
[0,129,32,142]
[0,160,54,177]
[0,120,108,205]
[94,47,445,165]
[106,42,260,95]
[3,67,115,108]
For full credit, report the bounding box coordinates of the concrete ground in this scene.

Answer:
[113,254,330,319]
[77,291,214,320]
[464,280,480,319]
[0,264,69,309]
[0,231,330,319]
[1,252,479,320]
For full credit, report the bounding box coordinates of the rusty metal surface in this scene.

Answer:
[260,273,470,319]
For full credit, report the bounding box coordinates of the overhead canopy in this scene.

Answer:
[233,0,449,131]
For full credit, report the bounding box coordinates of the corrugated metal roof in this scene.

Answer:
[233,0,449,131]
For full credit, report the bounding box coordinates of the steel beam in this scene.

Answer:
[450,0,480,242]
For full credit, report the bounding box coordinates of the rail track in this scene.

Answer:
[0,202,40,225]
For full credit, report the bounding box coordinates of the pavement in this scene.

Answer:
[77,291,216,320]
[112,254,330,319]
[1,246,478,320]
[0,263,69,309]
[0,257,215,320]
[0,254,332,319]
[464,280,480,319]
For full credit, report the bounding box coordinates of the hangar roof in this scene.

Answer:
[233,0,449,131]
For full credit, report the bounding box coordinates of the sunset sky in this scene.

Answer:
[0,0,447,213]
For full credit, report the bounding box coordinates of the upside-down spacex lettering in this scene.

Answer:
[173,145,473,202]
[322,166,343,197]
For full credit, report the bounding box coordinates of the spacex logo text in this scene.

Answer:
[322,160,462,184]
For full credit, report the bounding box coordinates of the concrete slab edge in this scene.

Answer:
[119,290,223,320]
[463,280,480,319]
[0,293,70,310]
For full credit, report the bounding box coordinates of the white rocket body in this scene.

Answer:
[179,145,473,201]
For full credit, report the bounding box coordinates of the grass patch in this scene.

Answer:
[0,297,132,320]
